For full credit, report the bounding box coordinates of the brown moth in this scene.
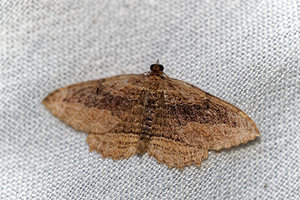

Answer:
[43,60,260,169]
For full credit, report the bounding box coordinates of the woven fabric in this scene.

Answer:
[1,0,299,199]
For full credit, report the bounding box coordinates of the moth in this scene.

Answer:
[43,60,260,169]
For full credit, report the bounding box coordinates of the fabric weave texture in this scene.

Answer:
[0,0,299,199]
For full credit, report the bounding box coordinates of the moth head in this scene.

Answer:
[150,59,164,76]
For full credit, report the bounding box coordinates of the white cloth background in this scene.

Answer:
[1,0,299,199]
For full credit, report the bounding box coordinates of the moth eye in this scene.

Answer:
[159,65,164,72]
[150,64,155,71]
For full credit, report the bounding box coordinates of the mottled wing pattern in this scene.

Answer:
[147,77,259,168]
[43,74,146,159]
[43,71,260,169]
[156,78,260,151]
[140,76,208,168]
